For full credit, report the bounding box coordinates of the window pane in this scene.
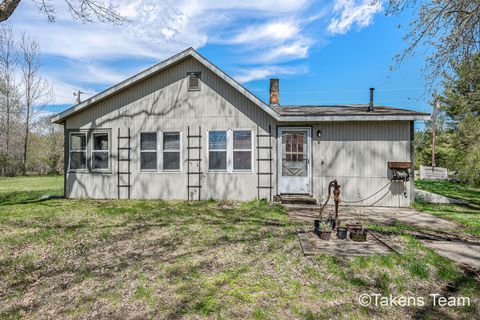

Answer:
[141,152,157,170]
[163,152,180,170]
[70,134,86,151]
[93,151,109,169]
[70,151,86,169]
[209,131,226,150]
[163,132,180,150]
[233,151,251,170]
[233,130,251,149]
[141,133,157,150]
[209,151,226,170]
[93,133,108,151]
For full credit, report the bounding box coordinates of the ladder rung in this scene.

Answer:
[118,159,131,161]
[118,136,131,139]
[257,186,273,189]
[257,159,272,161]
[118,172,131,174]
[187,135,202,138]
[256,134,271,138]
[257,172,273,175]
[187,185,202,188]
[257,146,272,149]
[186,158,201,161]
[187,172,202,175]
[118,147,131,150]
[187,147,201,149]
[117,185,131,188]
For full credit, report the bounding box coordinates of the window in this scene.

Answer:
[92,132,109,170]
[208,131,227,170]
[140,132,157,170]
[187,72,200,91]
[233,130,252,171]
[163,132,181,171]
[69,132,87,170]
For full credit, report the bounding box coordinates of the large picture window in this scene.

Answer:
[208,131,227,171]
[233,130,252,171]
[163,132,181,171]
[92,132,109,170]
[140,132,157,170]
[69,132,87,170]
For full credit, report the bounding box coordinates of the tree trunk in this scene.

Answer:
[22,106,29,175]
[0,0,21,22]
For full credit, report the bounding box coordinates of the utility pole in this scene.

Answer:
[73,89,84,104]
[431,92,438,169]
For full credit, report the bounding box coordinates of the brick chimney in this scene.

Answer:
[269,79,279,106]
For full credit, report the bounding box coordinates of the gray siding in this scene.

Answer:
[64,56,413,206]
[65,57,277,200]
[309,121,412,207]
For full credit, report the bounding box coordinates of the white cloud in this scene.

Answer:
[7,0,344,107]
[234,65,308,83]
[328,0,382,35]
[256,41,311,63]
[231,21,301,44]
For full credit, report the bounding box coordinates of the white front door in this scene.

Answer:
[278,127,311,194]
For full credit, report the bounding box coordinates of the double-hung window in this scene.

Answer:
[208,129,253,172]
[162,132,181,171]
[140,132,157,170]
[69,132,87,170]
[233,130,252,171]
[208,131,227,171]
[92,132,110,170]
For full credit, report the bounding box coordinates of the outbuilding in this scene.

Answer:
[52,48,429,206]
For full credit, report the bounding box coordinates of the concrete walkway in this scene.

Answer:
[287,204,462,230]
[287,204,480,272]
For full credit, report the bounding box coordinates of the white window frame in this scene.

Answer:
[69,132,87,172]
[207,129,254,173]
[161,131,182,172]
[207,130,228,172]
[139,131,158,172]
[91,131,110,172]
[232,129,254,173]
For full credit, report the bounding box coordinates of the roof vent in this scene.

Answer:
[269,79,279,106]
[188,72,200,91]
[368,88,375,112]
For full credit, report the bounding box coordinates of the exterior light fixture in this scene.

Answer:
[317,130,322,138]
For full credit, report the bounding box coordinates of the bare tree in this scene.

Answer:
[0,0,126,23]
[387,0,480,85]
[0,25,18,155]
[19,33,53,175]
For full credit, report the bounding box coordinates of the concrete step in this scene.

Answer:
[280,195,317,205]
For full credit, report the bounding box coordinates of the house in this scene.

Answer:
[51,48,429,206]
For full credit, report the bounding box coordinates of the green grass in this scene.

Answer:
[414,179,480,236]
[0,176,478,319]
[415,179,480,207]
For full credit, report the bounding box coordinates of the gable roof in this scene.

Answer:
[51,48,430,124]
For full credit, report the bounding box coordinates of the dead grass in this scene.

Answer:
[0,176,479,319]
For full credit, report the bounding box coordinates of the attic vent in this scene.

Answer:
[188,72,200,91]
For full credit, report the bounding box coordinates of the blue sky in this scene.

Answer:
[8,0,432,128]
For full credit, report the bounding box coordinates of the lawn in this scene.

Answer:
[414,179,480,236]
[0,176,479,319]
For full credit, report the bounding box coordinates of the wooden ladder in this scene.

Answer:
[117,128,131,199]
[256,124,273,201]
[187,126,202,201]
